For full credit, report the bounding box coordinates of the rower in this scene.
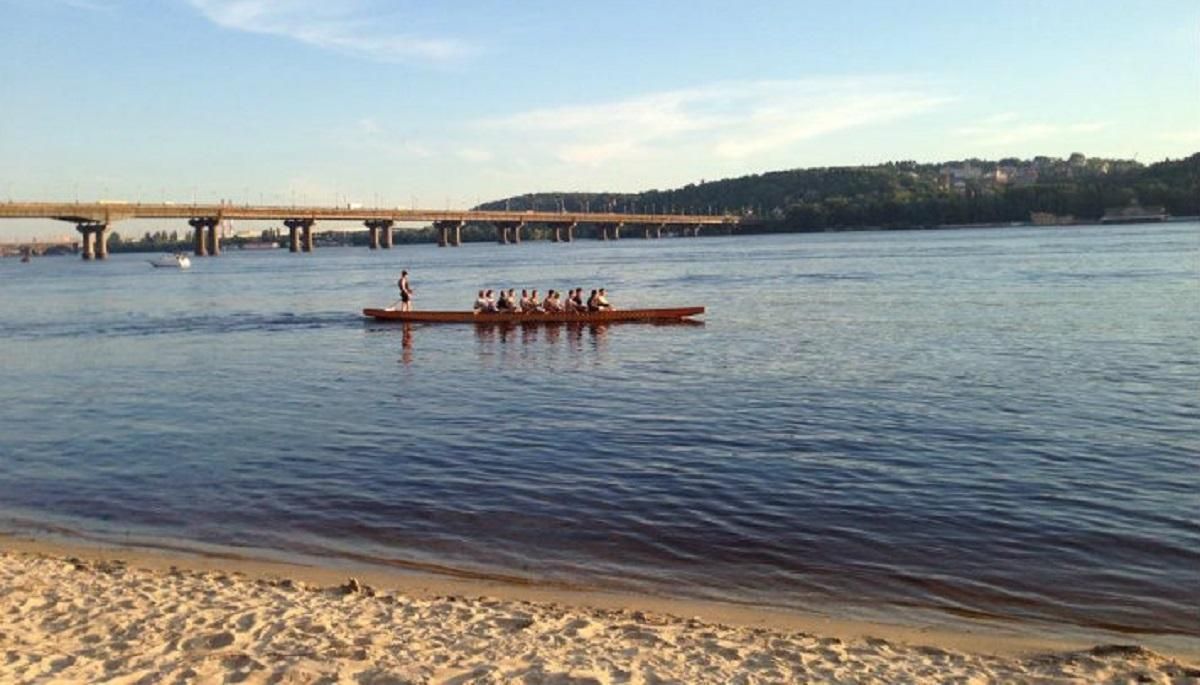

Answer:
[473,290,489,313]
[596,288,613,310]
[498,289,516,311]
[528,289,542,312]
[587,289,600,312]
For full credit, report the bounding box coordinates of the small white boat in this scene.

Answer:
[149,253,191,269]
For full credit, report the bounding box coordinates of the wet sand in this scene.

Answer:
[2,536,1197,684]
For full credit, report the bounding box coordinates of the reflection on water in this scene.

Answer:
[382,319,706,367]
[382,321,628,366]
[475,321,610,359]
[2,225,1198,645]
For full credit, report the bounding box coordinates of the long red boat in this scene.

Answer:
[363,306,704,324]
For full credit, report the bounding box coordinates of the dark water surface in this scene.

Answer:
[2,223,1197,644]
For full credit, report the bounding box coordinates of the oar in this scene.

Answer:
[385,298,404,311]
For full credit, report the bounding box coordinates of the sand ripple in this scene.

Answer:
[1,551,1196,684]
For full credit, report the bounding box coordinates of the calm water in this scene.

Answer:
[1,223,1197,643]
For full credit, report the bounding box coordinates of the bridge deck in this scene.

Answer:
[0,202,735,225]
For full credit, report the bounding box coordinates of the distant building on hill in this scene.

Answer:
[938,163,985,192]
[1008,168,1039,187]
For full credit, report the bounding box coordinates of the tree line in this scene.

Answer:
[480,153,1199,232]
[103,152,1198,251]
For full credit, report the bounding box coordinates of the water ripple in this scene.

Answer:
[1,223,1198,641]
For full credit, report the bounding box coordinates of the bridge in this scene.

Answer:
[0,237,79,258]
[0,201,739,260]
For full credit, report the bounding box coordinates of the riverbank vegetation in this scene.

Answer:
[482,153,1199,232]
[94,153,1198,252]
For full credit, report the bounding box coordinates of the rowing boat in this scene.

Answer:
[363,307,704,324]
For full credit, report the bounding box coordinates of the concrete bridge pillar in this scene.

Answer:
[81,231,95,260]
[189,217,218,257]
[435,221,463,247]
[598,225,609,241]
[565,222,575,242]
[612,223,622,240]
[643,226,652,239]
[95,224,110,259]
[77,225,96,260]
[191,221,208,257]
[552,225,561,242]
[381,222,393,248]
[693,224,702,237]
[365,220,393,250]
[513,223,523,244]
[283,219,313,253]
[74,222,109,260]
[302,223,314,252]
[657,224,665,239]
[207,222,220,256]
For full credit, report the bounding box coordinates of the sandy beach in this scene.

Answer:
[2,539,1196,684]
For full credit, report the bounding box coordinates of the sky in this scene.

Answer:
[1,0,1197,239]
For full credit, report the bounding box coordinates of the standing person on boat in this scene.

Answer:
[397,271,414,312]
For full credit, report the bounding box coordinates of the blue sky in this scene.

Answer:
[1,0,1197,238]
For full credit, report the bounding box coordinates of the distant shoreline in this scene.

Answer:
[4,216,1195,256]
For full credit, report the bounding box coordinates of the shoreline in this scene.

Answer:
[3,533,1198,683]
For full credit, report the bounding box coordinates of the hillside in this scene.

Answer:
[479,153,1200,231]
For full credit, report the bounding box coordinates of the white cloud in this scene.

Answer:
[329,117,437,160]
[953,115,1109,146]
[356,117,381,135]
[558,140,645,165]
[186,0,475,63]
[455,147,493,163]
[484,77,951,166]
[1156,129,1200,145]
[714,91,948,158]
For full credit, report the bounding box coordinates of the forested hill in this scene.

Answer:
[479,153,1199,231]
